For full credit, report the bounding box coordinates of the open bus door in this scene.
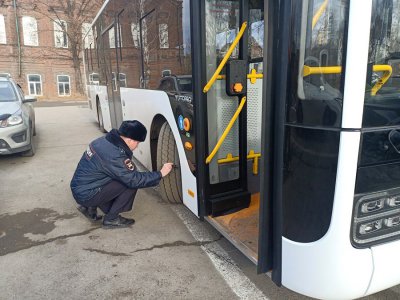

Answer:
[193,0,279,275]
[99,10,124,129]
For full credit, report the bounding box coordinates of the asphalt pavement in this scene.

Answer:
[0,102,399,300]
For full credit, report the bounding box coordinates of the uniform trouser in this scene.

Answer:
[80,180,137,221]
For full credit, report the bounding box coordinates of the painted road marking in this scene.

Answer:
[171,205,269,300]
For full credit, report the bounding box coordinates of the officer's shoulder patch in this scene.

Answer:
[85,145,95,159]
[124,158,135,171]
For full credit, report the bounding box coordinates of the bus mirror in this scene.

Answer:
[226,60,247,96]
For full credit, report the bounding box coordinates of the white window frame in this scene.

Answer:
[159,23,169,49]
[89,72,99,85]
[0,14,6,44]
[131,23,139,47]
[109,24,122,49]
[118,73,126,87]
[54,20,68,48]
[82,22,94,49]
[57,75,71,96]
[22,16,38,46]
[27,74,42,96]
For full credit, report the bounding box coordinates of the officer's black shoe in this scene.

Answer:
[102,216,135,229]
[77,205,102,222]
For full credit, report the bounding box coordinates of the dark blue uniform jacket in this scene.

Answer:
[70,129,162,202]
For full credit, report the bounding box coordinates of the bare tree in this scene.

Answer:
[25,0,102,94]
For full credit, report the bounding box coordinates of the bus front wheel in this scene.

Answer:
[157,122,183,204]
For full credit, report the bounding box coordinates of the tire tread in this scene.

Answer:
[157,122,182,204]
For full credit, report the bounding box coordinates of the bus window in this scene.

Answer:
[249,4,264,61]
[362,0,400,128]
[205,0,240,184]
[283,0,348,243]
[290,0,347,128]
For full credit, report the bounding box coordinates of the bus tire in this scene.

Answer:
[157,122,183,204]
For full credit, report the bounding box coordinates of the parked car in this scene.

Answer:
[0,75,36,156]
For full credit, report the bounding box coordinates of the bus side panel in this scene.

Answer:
[96,85,112,132]
[282,132,373,299]
[367,240,400,295]
[120,87,198,216]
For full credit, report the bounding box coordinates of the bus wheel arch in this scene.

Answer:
[151,116,183,204]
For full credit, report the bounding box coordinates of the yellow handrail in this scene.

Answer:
[303,65,341,76]
[312,0,329,29]
[302,64,392,95]
[206,96,247,164]
[218,149,261,175]
[203,22,248,93]
[216,69,264,84]
[371,65,392,96]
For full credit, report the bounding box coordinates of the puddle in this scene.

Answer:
[0,208,75,256]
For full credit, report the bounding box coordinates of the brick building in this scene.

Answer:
[0,0,102,101]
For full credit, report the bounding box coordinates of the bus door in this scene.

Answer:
[101,16,124,128]
[197,0,268,262]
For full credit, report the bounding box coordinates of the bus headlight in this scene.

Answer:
[359,219,382,235]
[384,215,400,228]
[361,198,384,214]
[352,188,400,247]
[387,195,400,207]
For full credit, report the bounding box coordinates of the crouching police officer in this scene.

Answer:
[70,120,173,229]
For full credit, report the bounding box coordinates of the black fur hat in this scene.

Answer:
[118,120,147,142]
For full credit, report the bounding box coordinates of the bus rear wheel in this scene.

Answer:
[157,122,182,204]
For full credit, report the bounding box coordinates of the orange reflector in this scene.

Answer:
[184,142,193,151]
[188,189,195,197]
[233,83,243,93]
[183,117,191,131]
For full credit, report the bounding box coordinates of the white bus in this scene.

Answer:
[83,0,400,298]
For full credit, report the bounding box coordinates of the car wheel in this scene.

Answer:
[21,123,35,157]
[157,122,182,204]
[97,100,106,133]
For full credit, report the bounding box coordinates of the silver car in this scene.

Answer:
[0,75,36,156]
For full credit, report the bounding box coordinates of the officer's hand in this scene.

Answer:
[160,162,173,177]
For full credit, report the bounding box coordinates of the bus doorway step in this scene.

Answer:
[209,190,251,217]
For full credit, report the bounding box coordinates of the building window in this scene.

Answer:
[54,20,68,48]
[131,23,139,47]
[22,16,38,46]
[57,75,70,96]
[89,72,99,85]
[109,24,122,49]
[159,23,169,49]
[82,22,94,49]
[119,73,126,88]
[0,15,6,44]
[27,74,42,96]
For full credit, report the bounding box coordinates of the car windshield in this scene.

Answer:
[0,82,17,102]
[177,78,192,93]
